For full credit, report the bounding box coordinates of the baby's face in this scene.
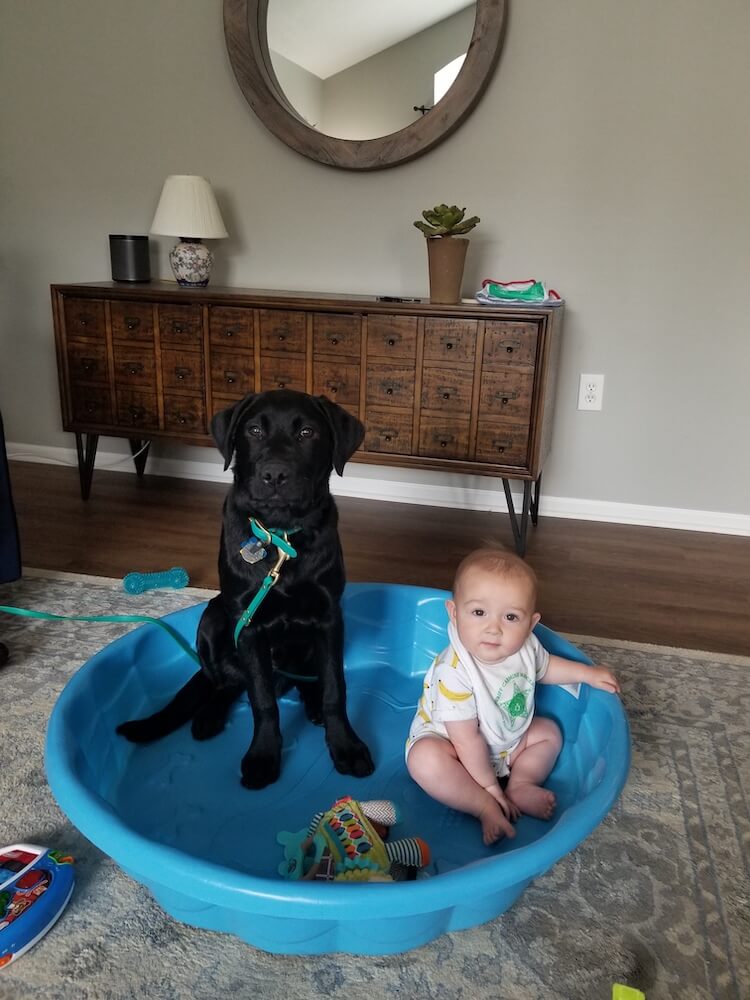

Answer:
[447,566,540,664]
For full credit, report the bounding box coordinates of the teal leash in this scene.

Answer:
[0,518,302,676]
[0,605,201,664]
[232,518,298,647]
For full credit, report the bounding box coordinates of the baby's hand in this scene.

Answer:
[587,664,620,693]
[485,781,520,822]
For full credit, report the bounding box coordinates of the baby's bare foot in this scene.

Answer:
[507,783,556,820]
[478,801,516,845]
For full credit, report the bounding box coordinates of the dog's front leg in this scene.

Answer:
[238,628,283,789]
[316,616,375,778]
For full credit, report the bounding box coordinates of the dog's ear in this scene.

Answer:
[211,395,257,470]
[315,395,365,476]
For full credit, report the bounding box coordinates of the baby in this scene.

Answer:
[406,547,620,845]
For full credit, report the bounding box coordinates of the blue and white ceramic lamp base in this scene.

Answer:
[169,239,214,287]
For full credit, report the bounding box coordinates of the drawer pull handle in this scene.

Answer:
[77,315,90,327]
[277,381,286,388]
[278,334,286,341]
[174,367,190,381]
[129,406,145,421]
[85,403,96,414]
[224,329,235,338]
[173,322,185,334]
[497,445,505,453]
[501,397,509,405]
[330,337,338,345]
[328,385,338,394]
[384,434,392,442]
[385,387,393,395]
[177,415,187,425]
[81,358,96,372]
[440,440,447,448]
[387,338,395,347]
[127,363,144,375]
[506,346,514,353]
[224,372,237,384]
[446,342,454,350]
[125,316,141,330]
[442,392,450,399]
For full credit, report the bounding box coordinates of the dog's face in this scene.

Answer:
[211,390,364,522]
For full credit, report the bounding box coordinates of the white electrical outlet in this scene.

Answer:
[578,373,605,411]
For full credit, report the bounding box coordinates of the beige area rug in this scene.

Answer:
[0,571,747,1000]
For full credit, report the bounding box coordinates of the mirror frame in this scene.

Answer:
[223,0,507,171]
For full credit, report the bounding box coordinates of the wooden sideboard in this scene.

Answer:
[51,282,563,554]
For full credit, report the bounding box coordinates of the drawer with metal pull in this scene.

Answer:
[260,356,306,392]
[163,394,206,434]
[63,297,106,338]
[210,349,254,396]
[483,320,539,369]
[366,315,418,359]
[66,341,108,384]
[363,408,413,455]
[110,301,154,342]
[366,363,415,409]
[474,421,530,467]
[209,306,254,350]
[313,361,360,407]
[258,309,306,353]
[112,344,156,387]
[423,318,477,364]
[418,416,470,460]
[115,388,158,430]
[420,366,473,413]
[161,348,204,393]
[479,370,534,419]
[158,304,202,345]
[313,313,361,358]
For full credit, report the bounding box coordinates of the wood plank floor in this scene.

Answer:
[6,461,750,655]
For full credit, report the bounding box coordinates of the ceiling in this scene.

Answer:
[267,0,474,79]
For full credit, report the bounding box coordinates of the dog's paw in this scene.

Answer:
[240,749,282,789]
[330,739,375,778]
[116,719,156,744]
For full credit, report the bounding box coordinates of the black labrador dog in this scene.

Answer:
[117,389,374,789]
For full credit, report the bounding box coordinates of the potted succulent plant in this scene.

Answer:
[414,204,480,304]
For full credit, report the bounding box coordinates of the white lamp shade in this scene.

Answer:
[150,175,228,239]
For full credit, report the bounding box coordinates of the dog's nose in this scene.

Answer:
[261,465,288,489]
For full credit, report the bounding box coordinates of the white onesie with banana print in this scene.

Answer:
[405,621,550,778]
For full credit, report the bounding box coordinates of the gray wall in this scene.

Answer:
[1,0,749,520]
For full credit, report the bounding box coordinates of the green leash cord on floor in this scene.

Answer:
[0,605,201,665]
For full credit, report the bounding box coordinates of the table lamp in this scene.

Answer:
[150,175,228,287]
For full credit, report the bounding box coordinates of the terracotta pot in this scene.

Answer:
[426,236,469,305]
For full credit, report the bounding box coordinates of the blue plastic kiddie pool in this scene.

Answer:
[45,583,630,955]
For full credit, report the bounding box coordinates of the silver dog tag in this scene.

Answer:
[240,538,267,564]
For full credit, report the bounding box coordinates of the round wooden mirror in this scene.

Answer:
[224,0,507,171]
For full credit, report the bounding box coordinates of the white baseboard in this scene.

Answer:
[8,441,750,537]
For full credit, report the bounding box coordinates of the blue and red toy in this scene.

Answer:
[0,844,74,968]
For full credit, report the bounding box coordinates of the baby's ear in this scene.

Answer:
[531,612,542,629]
[445,599,457,623]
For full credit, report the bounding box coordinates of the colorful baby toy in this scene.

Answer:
[0,844,75,968]
[277,796,430,882]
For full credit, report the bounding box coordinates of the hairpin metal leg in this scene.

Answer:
[128,438,151,478]
[75,432,99,501]
[502,478,534,557]
[530,472,542,526]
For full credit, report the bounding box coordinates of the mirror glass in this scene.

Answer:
[267,1,476,141]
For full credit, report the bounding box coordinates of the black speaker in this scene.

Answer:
[109,234,151,283]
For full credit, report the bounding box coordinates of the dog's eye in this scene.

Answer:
[298,426,315,440]
[248,425,264,439]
